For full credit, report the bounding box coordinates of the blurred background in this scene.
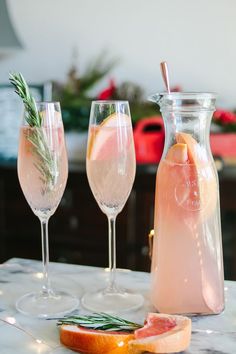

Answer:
[1,0,236,107]
[0,0,236,279]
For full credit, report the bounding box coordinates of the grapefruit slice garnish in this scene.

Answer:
[59,313,191,354]
[87,113,130,161]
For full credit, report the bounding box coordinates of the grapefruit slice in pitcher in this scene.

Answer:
[176,132,204,165]
[163,132,217,219]
[87,113,130,160]
[166,142,188,164]
[176,132,217,218]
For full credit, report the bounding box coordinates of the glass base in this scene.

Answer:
[16,290,79,318]
[81,288,144,313]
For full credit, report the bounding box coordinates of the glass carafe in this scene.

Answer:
[150,93,224,315]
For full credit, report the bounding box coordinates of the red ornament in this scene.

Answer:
[98,79,116,100]
[214,109,236,125]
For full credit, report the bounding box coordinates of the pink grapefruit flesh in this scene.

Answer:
[87,113,130,160]
[129,313,191,353]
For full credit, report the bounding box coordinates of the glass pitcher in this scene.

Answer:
[150,92,224,315]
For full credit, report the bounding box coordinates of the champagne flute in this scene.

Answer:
[16,102,79,317]
[82,100,144,312]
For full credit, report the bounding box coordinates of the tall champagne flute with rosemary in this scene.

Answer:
[82,101,144,312]
[10,73,79,318]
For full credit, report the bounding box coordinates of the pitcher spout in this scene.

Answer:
[148,93,162,105]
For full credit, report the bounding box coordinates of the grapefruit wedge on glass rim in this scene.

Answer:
[59,312,191,354]
[87,113,131,161]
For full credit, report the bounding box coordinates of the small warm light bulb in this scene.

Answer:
[118,341,125,347]
[5,317,16,324]
[206,329,213,334]
[35,272,44,279]
[0,290,3,295]
[36,339,42,344]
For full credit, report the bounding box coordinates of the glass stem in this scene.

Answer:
[108,215,117,291]
[40,218,52,295]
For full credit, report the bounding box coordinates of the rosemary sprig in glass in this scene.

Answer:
[9,73,57,192]
[9,72,42,127]
[57,312,142,332]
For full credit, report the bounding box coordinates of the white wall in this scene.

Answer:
[1,0,236,108]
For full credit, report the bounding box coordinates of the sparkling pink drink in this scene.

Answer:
[151,156,224,314]
[86,124,136,216]
[18,125,68,218]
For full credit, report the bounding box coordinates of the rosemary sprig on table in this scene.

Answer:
[9,72,57,192]
[57,313,142,332]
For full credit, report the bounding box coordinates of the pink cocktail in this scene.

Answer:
[82,101,144,313]
[16,102,79,317]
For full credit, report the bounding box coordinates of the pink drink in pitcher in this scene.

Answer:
[150,93,224,315]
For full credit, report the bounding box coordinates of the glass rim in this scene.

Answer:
[36,101,60,105]
[92,100,129,104]
[153,92,217,99]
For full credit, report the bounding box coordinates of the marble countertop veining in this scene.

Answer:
[0,258,235,354]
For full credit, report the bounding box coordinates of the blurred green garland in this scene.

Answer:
[53,54,158,131]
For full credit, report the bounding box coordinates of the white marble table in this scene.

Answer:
[0,258,235,354]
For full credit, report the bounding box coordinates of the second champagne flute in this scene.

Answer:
[82,100,144,312]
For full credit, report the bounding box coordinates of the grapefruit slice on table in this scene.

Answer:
[59,313,191,354]
[87,113,130,161]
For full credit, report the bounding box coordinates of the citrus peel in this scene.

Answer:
[60,325,135,354]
